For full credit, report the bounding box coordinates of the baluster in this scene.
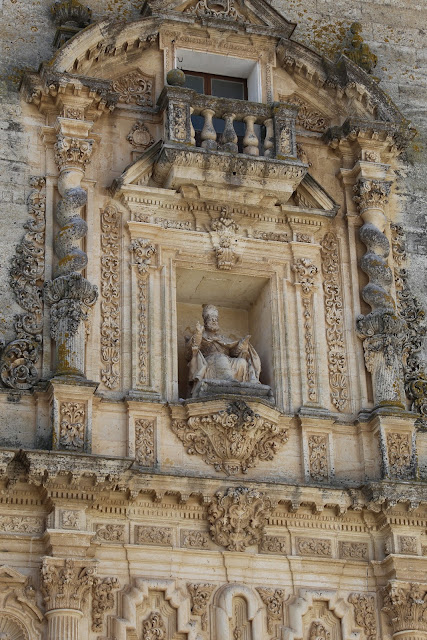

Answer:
[221,112,238,153]
[263,118,274,157]
[189,106,196,146]
[201,108,217,150]
[243,115,259,156]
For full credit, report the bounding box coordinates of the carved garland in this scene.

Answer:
[0,177,46,390]
[320,232,349,411]
[100,205,121,389]
[292,258,318,402]
[171,400,289,475]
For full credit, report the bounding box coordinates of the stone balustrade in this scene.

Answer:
[157,85,299,159]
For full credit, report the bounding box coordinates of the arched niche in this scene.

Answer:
[211,584,265,639]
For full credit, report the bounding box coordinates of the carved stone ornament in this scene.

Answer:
[142,612,167,640]
[45,274,98,342]
[129,238,157,275]
[0,566,43,640]
[399,536,418,554]
[54,135,94,171]
[382,581,427,635]
[210,207,239,271]
[136,525,173,546]
[95,523,125,542]
[342,22,378,75]
[339,541,368,560]
[287,96,329,133]
[41,558,97,611]
[320,232,349,411]
[100,205,121,389]
[51,0,92,27]
[353,179,391,213]
[297,538,332,557]
[256,587,286,634]
[180,529,209,549]
[0,177,46,390]
[348,593,377,640]
[207,486,273,551]
[171,400,288,475]
[59,401,85,451]
[185,0,247,22]
[309,621,331,640]
[127,121,155,148]
[260,535,287,554]
[135,419,155,466]
[386,432,412,478]
[112,69,154,107]
[292,258,318,402]
[308,434,328,481]
[92,577,120,632]
[187,583,215,630]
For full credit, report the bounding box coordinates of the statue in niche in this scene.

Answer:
[185,304,272,399]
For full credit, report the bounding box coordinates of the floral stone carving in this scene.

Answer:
[41,558,97,611]
[92,577,120,632]
[348,593,377,640]
[112,69,154,107]
[207,486,273,551]
[187,583,215,630]
[142,612,167,640]
[1,177,46,390]
[382,582,427,635]
[256,587,286,634]
[171,400,288,475]
[59,402,85,451]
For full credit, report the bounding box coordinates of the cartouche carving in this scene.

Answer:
[348,594,376,640]
[186,0,247,21]
[127,121,155,148]
[1,177,46,390]
[287,96,329,133]
[187,583,215,630]
[320,232,349,411]
[100,205,121,389]
[208,487,272,551]
[171,400,288,475]
[112,69,154,107]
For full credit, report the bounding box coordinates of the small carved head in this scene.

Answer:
[202,304,219,332]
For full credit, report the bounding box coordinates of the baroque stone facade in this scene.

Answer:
[0,0,426,638]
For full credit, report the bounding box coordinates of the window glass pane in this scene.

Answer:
[184,73,205,94]
[211,78,245,100]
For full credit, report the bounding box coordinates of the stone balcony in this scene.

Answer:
[152,85,308,205]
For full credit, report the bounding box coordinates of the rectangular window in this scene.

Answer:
[183,70,248,100]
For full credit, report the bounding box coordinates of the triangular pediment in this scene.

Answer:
[142,0,296,36]
[0,565,27,585]
[292,174,339,215]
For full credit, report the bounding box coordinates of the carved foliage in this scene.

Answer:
[256,587,285,634]
[142,612,167,640]
[100,205,121,389]
[297,538,332,556]
[211,207,239,271]
[382,582,427,634]
[187,583,215,630]
[171,400,288,475]
[112,70,154,107]
[288,96,329,133]
[208,486,272,551]
[353,179,391,213]
[308,434,328,481]
[1,177,46,390]
[41,558,97,611]
[92,577,120,632]
[320,232,349,411]
[309,621,331,640]
[292,258,318,402]
[339,542,368,560]
[95,524,125,542]
[59,401,85,451]
[135,419,155,466]
[54,135,93,171]
[386,432,412,478]
[181,529,209,549]
[136,526,172,546]
[348,594,376,640]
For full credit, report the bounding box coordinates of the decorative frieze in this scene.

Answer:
[308,434,328,481]
[112,69,154,107]
[187,583,215,630]
[136,525,173,546]
[0,515,44,533]
[59,401,86,451]
[1,177,46,390]
[399,535,418,554]
[171,400,288,475]
[100,205,121,389]
[348,593,377,640]
[256,587,286,634]
[180,529,209,549]
[320,232,349,411]
[135,419,155,466]
[208,487,272,551]
[339,541,368,560]
[94,523,125,542]
[382,582,427,636]
[61,510,81,529]
[292,258,319,402]
[296,537,332,557]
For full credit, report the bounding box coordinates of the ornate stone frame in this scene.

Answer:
[211,583,266,639]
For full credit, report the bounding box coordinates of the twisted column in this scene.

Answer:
[354,179,405,408]
[44,118,98,378]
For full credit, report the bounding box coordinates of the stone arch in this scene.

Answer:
[211,583,265,639]
[108,578,196,640]
[0,612,30,640]
[0,566,43,640]
[282,589,360,640]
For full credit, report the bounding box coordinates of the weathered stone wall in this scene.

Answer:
[0,0,426,335]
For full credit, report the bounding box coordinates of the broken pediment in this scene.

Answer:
[290,174,339,215]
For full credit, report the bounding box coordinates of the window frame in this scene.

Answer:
[183,70,249,100]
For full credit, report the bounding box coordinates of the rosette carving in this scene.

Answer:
[1,177,46,390]
[207,486,273,551]
[171,400,288,475]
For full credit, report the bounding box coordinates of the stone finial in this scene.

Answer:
[343,22,377,75]
[51,0,92,48]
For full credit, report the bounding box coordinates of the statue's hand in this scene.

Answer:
[191,322,203,349]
